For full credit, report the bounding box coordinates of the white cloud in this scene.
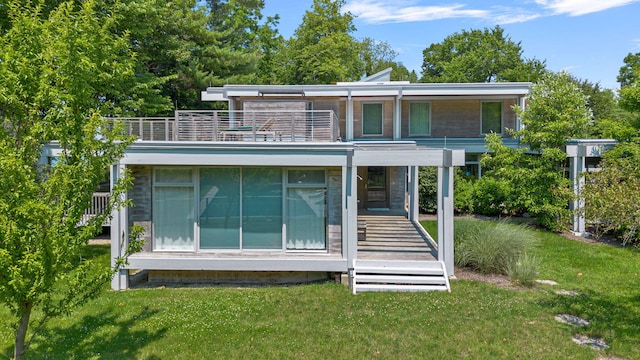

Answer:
[345,0,639,25]
[344,1,489,23]
[534,0,640,16]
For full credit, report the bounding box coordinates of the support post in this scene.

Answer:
[345,150,358,290]
[570,145,587,235]
[346,90,353,141]
[408,166,419,222]
[111,163,129,290]
[437,150,454,276]
[393,94,402,140]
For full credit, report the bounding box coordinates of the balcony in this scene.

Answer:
[110,110,340,143]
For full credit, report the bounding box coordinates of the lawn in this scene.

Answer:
[0,220,638,359]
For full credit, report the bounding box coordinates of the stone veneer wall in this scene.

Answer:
[327,168,342,254]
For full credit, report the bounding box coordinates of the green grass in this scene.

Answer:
[0,221,638,359]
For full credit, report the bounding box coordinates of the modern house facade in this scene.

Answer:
[62,68,532,291]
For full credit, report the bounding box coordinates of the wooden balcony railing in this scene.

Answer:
[108,110,340,143]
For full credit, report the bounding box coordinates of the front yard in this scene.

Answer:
[0,220,638,359]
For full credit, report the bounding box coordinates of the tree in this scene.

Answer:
[476,135,573,230]
[275,0,362,84]
[207,0,283,85]
[358,37,417,81]
[0,1,143,358]
[619,52,640,114]
[513,71,592,151]
[421,25,546,83]
[582,143,640,245]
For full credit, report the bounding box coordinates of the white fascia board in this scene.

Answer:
[201,90,227,102]
[353,148,464,166]
[122,152,348,166]
[120,142,353,167]
[402,88,529,97]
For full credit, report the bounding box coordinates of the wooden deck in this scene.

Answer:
[357,215,437,261]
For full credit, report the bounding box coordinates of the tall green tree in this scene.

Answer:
[115,0,222,112]
[275,0,362,84]
[619,52,640,114]
[582,143,640,245]
[0,1,143,358]
[513,72,592,151]
[421,25,546,83]
[207,0,283,85]
[358,37,416,81]
[475,134,572,230]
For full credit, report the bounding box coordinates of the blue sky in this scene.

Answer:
[262,0,640,89]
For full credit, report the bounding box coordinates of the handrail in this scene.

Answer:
[107,110,339,143]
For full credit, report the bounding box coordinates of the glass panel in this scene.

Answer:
[363,103,383,135]
[410,103,430,135]
[287,188,326,250]
[199,168,241,249]
[154,186,194,250]
[242,168,282,249]
[155,168,192,184]
[287,169,325,185]
[482,102,502,134]
[367,166,386,189]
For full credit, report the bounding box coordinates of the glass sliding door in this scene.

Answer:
[199,168,241,249]
[286,169,326,250]
[286,188,326,250]
[242,168,283,249]
[153,168,194,251]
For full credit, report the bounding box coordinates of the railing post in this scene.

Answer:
[290,112,296,142]
[174,110,179,141]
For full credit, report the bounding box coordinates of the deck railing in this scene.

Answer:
[109,110,340,142]
[82,192,111,226]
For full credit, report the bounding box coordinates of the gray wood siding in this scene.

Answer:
[353,100,394,138]
[401,99,517,138]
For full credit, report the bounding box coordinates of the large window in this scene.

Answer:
[362,103,383,135]
[242,168,283,249]
[481,101,503,134]
[153,167,326,252]
[409,102,431,136]
[199,168,240,249]
[153,168,194,251]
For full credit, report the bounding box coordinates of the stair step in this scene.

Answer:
[355,274,447,285]
[354,284,449,292]
[356,267,444,276]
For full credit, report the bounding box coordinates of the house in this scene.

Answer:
[91,68,530,292]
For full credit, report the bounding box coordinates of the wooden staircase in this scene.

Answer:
[352,215,450,293]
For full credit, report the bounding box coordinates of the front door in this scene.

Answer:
[366,166,388,209]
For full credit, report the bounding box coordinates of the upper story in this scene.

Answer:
[114,69,530,152]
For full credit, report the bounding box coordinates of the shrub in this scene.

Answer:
[454,170,475,214]
[470,177,510,216]
[454,219,538,275]
[506,252,540,287]
[418,166,438,213]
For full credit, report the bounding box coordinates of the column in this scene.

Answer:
[437,150,454,276]
[111,163,130,290]
[408,166,419,222]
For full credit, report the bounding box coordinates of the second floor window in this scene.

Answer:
[481,101,503,134]
[409,102,431,136]
[362,103,383,135]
